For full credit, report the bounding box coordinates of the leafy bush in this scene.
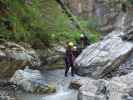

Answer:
[0,0,101,47]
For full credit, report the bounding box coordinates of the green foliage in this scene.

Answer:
[0,0,101,47]
[77,17,101,43]
[128,0,133,4]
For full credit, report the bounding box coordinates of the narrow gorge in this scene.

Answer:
[0,0,133,100]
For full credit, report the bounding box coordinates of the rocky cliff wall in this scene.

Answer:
[62,0,133,33]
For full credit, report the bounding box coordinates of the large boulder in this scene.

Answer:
[0,40,40,78]
[71,72,133,100]
[75,30,133,78]
[10,68,56,94]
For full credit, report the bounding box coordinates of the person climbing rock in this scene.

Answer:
[79,34,90,53]
[64,42,75,77]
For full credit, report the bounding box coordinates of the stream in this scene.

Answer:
[17,69,79,100]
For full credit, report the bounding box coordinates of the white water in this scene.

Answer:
[44,88,77,100]
[17,86,77,100]
[17,70,78,100]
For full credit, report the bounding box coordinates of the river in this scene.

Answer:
[16,69,79,100]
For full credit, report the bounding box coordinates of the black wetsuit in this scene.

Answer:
[64,47,75,77]
[79,36,90,53]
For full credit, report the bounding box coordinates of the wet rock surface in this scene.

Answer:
[75,30,133,78]
[71,72,133,100]
[37,46,64,63]
[17,69,78,100]
[10,68,56,94]
[0,80,17,100]
[116,52,133,76]
[69,77,89,90]
[0,40,40,78]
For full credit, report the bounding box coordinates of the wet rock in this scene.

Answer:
[46,45,65,67]
[0,90,16,100]
[0,81,17,100]
[46,55,62,65]
[75,30,133,78]
[69,77,89,90]
[0,41,40,78]
[75,72,133,100]
[123,29,133,41]
[115,51,133,76]
[106,73,133,100]
[37,45,64,67]
[69,80,82,89]
[10,68,56,94]
[78,79,107,100]
[53,45,66,54]
[0,96,16,100]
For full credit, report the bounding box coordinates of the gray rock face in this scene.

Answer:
[75,30,133,78]
[0,95,17,100]
[53,45,66,54]
[10,68,56,94]
[37,45,65,70]
[0,41,41,78]
[71,72,133,100]
[63,0,133,33]
[78,79,107,100]
[0,82,16,100]
[117,51,133,76]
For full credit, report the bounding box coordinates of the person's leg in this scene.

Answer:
[65,58,70,77]
[74,66,78,74]
[71,64,75,77]
[65,65,70,77]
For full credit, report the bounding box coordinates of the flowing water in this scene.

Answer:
[17,69,79,100]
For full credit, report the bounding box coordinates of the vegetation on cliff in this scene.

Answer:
[0,0,101,48]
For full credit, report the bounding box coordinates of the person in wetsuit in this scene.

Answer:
[64,42,75,77]
[78,34,90,53]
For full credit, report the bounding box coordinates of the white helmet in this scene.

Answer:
[73,46,77,51]
[80,34,84,38]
